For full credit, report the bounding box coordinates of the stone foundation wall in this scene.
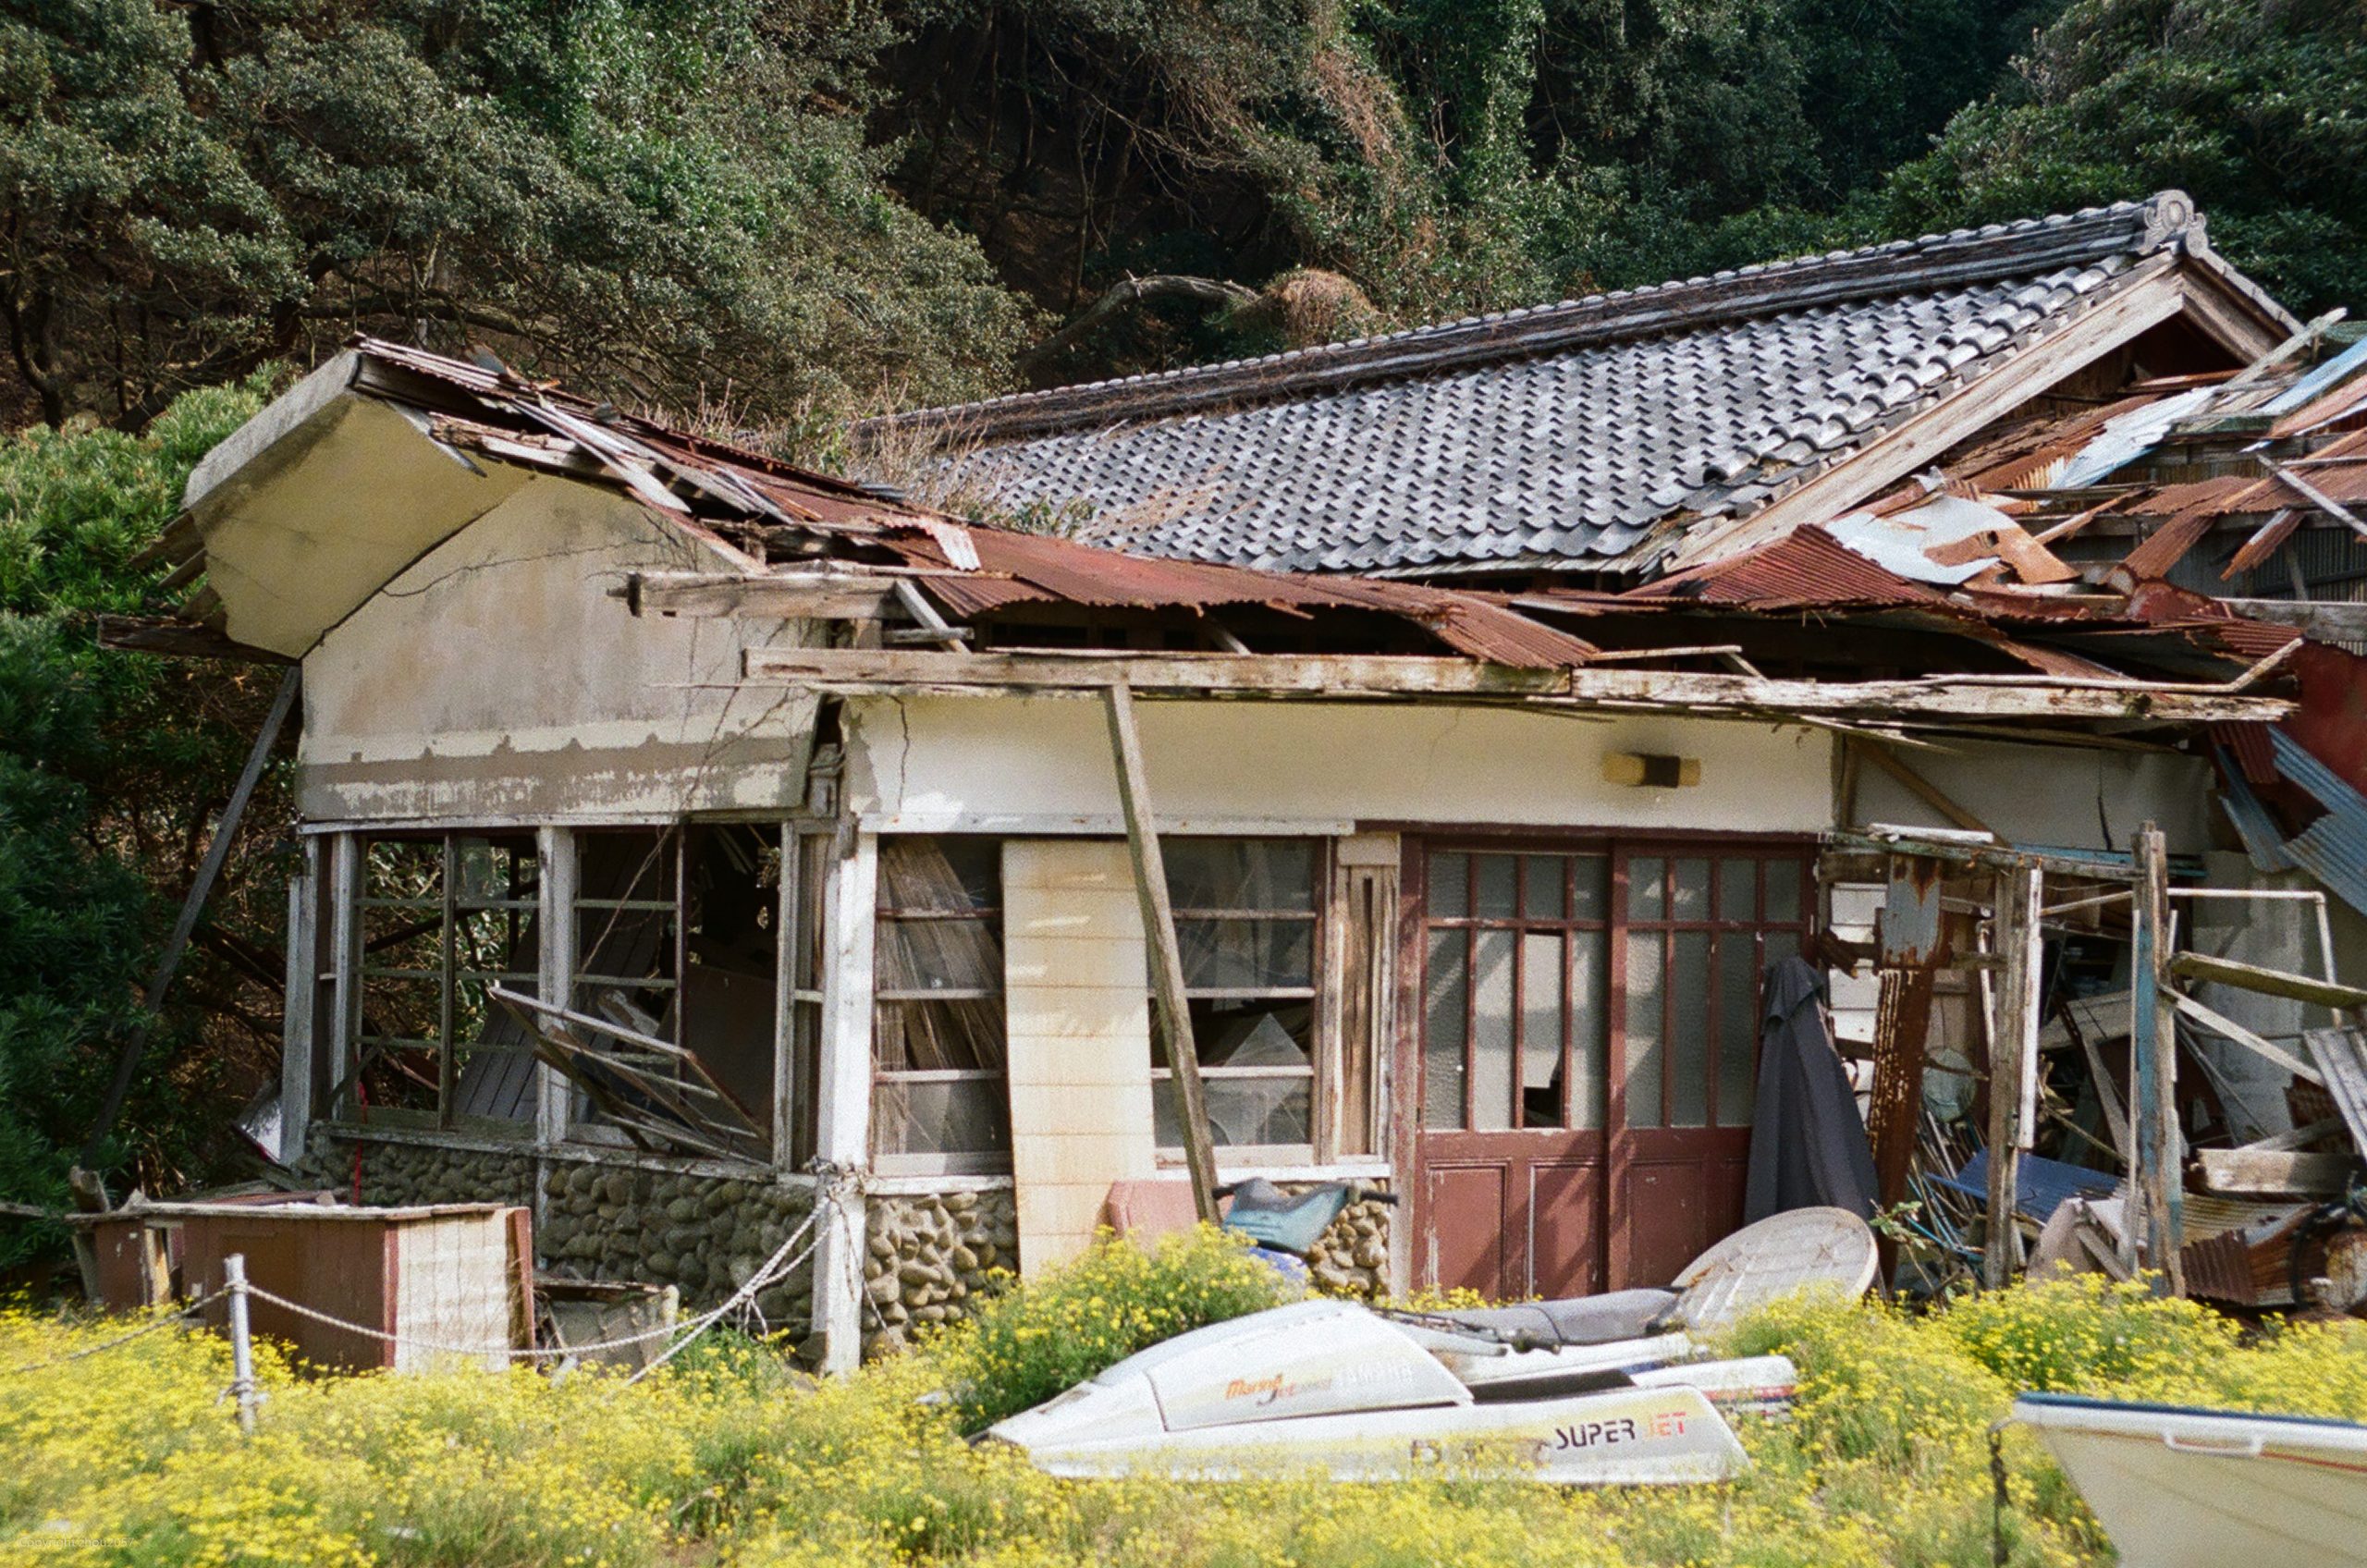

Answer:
[861,1188,1017,1356]
[538,1163,815,1328]
[1304,1197,1392,1297]
[337,1137,538,1209]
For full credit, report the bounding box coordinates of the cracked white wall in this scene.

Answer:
[840,694,1834,833]
[300,476,816,822]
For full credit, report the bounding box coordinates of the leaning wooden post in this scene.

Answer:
[84,667,301,1167]
[2131,825,2184,1292]
[1102,681,1221,1224]
[223,1253,259,1436]
[1984,864,2042,1288]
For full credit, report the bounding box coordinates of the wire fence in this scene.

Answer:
[0,1175,867,1425]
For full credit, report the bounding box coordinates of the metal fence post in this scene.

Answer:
[223,1253,259,1435]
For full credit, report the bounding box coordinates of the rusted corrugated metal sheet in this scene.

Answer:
[875,522,1603,668]
[1622,524,1943,607]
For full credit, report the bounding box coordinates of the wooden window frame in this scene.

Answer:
[1152,836,1331,1166]
[871,835,1012,1176]
[338,828,543,1137]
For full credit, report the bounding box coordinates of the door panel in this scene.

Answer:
[1424,1159,1512,1294]
[1411,840,1809,1300]
[1528,1159,1607,1298]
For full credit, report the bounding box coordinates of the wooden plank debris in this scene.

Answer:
[2195,1147,2358,1198]
[1986,865,2042,1288]
[2169,952,2367,1012]
[2304,1027,2367,1161]
[490,987,768,1162]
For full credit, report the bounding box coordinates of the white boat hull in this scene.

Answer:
[2016,1393,2367,1567]
[1009,1381,1747,1484]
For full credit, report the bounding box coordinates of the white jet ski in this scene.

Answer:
[986,1297,1784,1483]
[2016,1392,2367,1566]
[985,1207,1869,1484]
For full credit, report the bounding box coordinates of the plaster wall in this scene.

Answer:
[300,478,816,822]
[843,696,1836,834]
[1852,740,2215,853]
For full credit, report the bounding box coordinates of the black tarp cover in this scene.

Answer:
[1745,955,1880,1222]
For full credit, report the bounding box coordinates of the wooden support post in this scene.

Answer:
[83,667,300,1166]
[810,830,877,1374]
[536,827,577,1149]
[1102,681,1221,1225]
[1985,865,2042,1288]
[278,838,321,1163]
[2131,825,2184,1292]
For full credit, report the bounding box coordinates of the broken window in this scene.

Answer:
[560,825,779,1159]
[874,837,1010,1164]
[1152,839,1321,1156]
[346,832,541,1130]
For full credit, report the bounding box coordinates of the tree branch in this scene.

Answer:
[1018,274,1258,375]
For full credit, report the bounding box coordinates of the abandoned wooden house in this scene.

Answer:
[108,189,2367,1368]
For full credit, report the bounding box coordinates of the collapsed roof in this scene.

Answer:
[859,192,2292,580]
[112,337,2308,744]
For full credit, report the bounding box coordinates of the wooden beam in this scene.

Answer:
[95,615,294,664]
[2215,598,2367,643]
[2131,825,2183,1292]
[2195,1147,2358,1197]
[1102,681,1220,1224]
[82,666,301,1168]
[2168,951,2367,1012]
[2263,460,2367,542]
[625,570,904,621]
[1986,866,2042,1288]
[741,646,2295,724]
[1848,737,1993,836]
[2166,988,2324,1084]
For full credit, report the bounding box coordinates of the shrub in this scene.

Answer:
[929,1225,1297,1432]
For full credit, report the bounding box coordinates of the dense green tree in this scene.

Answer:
[1,0,1031,431]
[0,374,283,1259]
[1879,0,2367,315]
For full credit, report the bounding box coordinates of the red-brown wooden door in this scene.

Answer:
[1409,840,1810,1299]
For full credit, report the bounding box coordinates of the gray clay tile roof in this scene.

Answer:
[865,191,2283,578]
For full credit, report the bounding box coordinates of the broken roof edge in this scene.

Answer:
[860,192,2212,447]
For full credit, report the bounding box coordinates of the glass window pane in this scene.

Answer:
[1429,852,1469,919]
[874,998,1007,1072]
[1572,854,1609,922]
[879,837,998,913]
[874,1077,1010,1157]
[1191,1001,1312,1069]
[1718,935,1761,1127]
[1522,855,1567,920]
[1764,929,1802,971]
[1624,931,1665,1128]
[1471,929,1516,1132]
[1718,858,1758,924]
[1672,859,1711,921]
[1764,862,1802,924]
[1423,929,1468,1128]
[1629,857,1664,922]
[1176,917,1313,990]
[1165,839,1315,912]
[1521,933,1564,1128]
[1476,855,1518,920]
[878,914,1001,992]
[1572,931,1608,1131]
[1671,931,1711,1127]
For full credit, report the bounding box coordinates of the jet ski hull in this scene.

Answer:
[1009,1381,1747,1484]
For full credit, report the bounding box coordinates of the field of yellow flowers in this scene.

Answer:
[6,1229,2367,1568]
